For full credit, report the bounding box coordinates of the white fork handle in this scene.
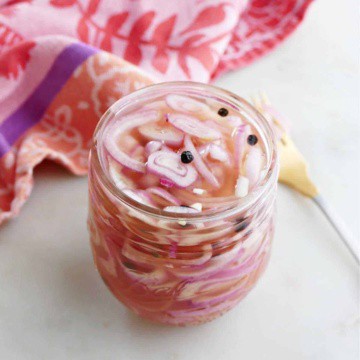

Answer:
[313,195,359,265]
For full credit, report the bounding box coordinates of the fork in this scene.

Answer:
[252,92,359,265]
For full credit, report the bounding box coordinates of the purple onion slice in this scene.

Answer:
[139,123,184,146]
[235,176,249,198]
[160,178,175,188]
[165,94,210,114]
[147,187,181,206]
[198,144,210,156]
[160,144,174,153]
[209,144,230,163]
[163,206,199,214]
[104,110,161,173]
[167,113,221,140]
[123,189,157,208]
[245,147,263,187]
[145,141,162,156]
[169,244,244,279]
[184,136,219,188]
[234,124,250,171]
[108,159,135,190]
[226,115,243,127]
[147,150,198,188]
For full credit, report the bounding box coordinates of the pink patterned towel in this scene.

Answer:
[0,0,313,224]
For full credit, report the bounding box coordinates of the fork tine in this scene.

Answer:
[259,91,271,106]
[252,92,275,125]
[251,95,262,111]
[256,92,287,133]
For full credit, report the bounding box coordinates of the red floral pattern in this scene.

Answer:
[0,23,23,53]
[0,0,313,80]
[214,0,314,78]
[67,0,232,79]
[0,0,313,223]
[0,40,34,79]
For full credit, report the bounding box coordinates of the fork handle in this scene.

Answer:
[312,195,359,265]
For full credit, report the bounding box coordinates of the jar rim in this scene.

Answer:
[91,81,278,222]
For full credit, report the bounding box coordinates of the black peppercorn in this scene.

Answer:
[235,222,249,233]
[247,134,258,146]
[235,217,250,233]
[217,108,229,117]
[181,151,194,164]
[123,261,137,270]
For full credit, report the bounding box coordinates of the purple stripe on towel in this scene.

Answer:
[0,42,98,157]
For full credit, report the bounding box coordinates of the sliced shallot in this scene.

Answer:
[167,113,221,140]
[139,123,184,146]
[245,147,263,186]
[163,206,199,214]
[169,243,243,278]
[166,94,210,114]
[226,115,243,127]
[160,178,175,188]
[147,150,198,188]
[160,144,174,153]
[234,124,249,171]
[190,203,203,212]
[209,144,230,163]
[235,176,249,198]
[108,159,135,190]
[184,136,220,188]
[145,141,162,156]
[105,110,160,173]
[198,144,210,156]
[123,189,156,207]
[147,187,181,206]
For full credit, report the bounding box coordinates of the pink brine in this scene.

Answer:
[88,82,278,325]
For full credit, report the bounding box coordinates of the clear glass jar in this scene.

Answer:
[88,82,278,326]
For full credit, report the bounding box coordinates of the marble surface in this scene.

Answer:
[1,0,359,359]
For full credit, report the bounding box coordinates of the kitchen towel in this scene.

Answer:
[0,0,313,224]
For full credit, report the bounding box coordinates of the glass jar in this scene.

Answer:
[88,82,278,326]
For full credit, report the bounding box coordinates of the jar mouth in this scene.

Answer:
[91,81,279,221]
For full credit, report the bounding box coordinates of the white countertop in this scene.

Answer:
[1,0,359,359]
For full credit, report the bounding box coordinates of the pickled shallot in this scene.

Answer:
[166,94,210,114]
[145,140,162,155]
[147,187,181,206]
[184,135,220,188]
[139,123,184,146]
[104,110,160,172]
[167,113,221,140]
[147,151,197,188]
[102,95,265,204]
[89,83,277,326]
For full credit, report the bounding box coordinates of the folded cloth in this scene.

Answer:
[0,0,313,224]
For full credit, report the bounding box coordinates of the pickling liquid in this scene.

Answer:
[88,84,277,325]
